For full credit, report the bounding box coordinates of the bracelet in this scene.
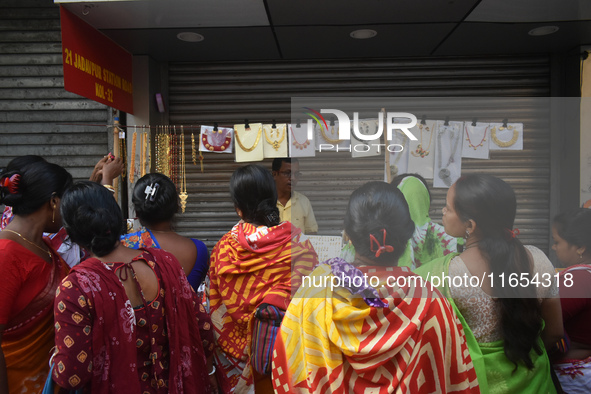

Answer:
[208,365,216,376]
[103,184,115,193]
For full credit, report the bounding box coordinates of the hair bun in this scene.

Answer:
[0,171,24,205]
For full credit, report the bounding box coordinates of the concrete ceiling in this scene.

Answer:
[55,0,591,62]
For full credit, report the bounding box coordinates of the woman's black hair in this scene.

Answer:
[0,155,73,216]
[230,165,279,227]
[344,181,414,266]
[453,174,542,370]
[61,181,124,257]
[132,173,179,227]
[553,208,591,252]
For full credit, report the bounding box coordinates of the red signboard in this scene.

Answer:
[60,6,133,114]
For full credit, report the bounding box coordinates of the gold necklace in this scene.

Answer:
[179,126,188,213]
[290,126,310,150]
[263,125,286,151]
[320,125,342,144]
[3,229,51,259]
[234,125,262,152]
[491,126,519,148]
[410,123,434,157]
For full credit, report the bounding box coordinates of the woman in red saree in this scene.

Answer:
[272,181,479,393]
[0,156,72,394]
[53,181,219,393]
[208,164,318,393]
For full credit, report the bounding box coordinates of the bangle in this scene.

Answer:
[208,365,216,376]
[103,184,115,193]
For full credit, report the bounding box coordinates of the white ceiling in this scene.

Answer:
[55,0,591,62]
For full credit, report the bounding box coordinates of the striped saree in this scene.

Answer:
[272,259,479,393]
[208,221,317,392]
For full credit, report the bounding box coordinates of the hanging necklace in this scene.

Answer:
[465,124,488,150]
[234,125,262,152]
[410,123,433,158]
[390,131,408,177]
[3,229,51,259]
[201,127,232,152]
[263,124,286,151]
[491,125,519,148]
[320,124,342,144]
[179,126,188,213]
[290,126,310,150]
[437,124,461,186]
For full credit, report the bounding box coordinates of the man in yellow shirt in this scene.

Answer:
[272,158,318,234]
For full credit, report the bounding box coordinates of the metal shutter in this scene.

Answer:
[0,0,109,180]
[168,56,550,251]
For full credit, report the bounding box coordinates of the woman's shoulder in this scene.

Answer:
[524,245,556,273]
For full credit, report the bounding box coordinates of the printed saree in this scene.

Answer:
[208,221,317,392]
[52,248,212,393]
[1,240,67,394]
[272,258,479,393]
[415,254,557,394]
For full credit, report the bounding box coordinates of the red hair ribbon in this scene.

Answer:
[0,174,21,194]
[507,228,520,238]
[370,229,394,258]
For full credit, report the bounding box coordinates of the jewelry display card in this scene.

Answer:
[386,122,410,181]
[288,123,315,158]
[262,124,288,158]
[407,120,436,179]
[461,122,490,159]
[433,121,463,188]
[315,121,351,151]
[199,125,233,153]
[351,118,381,158]
[234,123,264,163]
[489,122,523,151]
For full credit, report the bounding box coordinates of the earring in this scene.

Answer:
[465,230,470,239]
[580,253,584,259]
[52,205,56,223]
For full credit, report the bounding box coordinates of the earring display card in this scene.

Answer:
[199,125,233,153]
[234,123,264,162]
[262,124,288,158]
[407,119,437,179]
[386,121,411,181]
[289,123,315,157]
[315,121,351,152]
[489,123,523,151]
[433,121,463,188]
[351,118,381,158]
[461,122,490,159]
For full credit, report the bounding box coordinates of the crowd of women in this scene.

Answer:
[0,154,589,394]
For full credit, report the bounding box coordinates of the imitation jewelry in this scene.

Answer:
[179,126,188,213]
[410,122,434,158]
[3,229,51,259]
[263,124,286,151]
[201,127,232,152]
[465,124,488,150]
[437,123,461,186]
[490,125,519,148]
[290,126,310,150]
[234,124,262,152]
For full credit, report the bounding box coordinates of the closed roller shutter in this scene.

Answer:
[0,0,109,181]
[169,55,551,252]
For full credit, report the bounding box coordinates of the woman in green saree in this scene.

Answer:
[416,174,563,393]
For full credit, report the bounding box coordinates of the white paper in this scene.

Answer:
[306,235,343,263]
[315,121,351,152]
[433,121,463,188]
[351,118,382,158]
[288,123,316,157]
[407,120,437,179]
[461,122,490,159]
